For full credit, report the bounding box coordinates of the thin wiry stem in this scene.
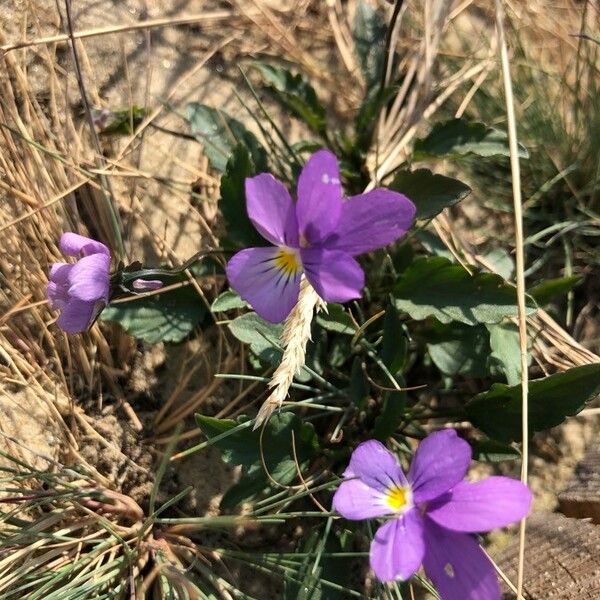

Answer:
[494,2,529,598]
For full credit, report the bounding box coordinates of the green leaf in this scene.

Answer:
[101,285,205,344]
[354,84,397,151]
[487,322,528,385]
[349,357,369,408]
[381,304,407,374]
[466,363,600,442]
[393,256,537,325]
[413,118,529,161]
[211,290,247,313]
[253,63,327,136]
[529,275,583,305]
[390,168,471,220]
[352,1,387,91]
[227,312,283,364]
[94,106,147,135]
[315,305,356,335]
[373,384,407,441]
[219,144,266,248]
[471,439,520,463]
[426,323,490,377]
[219,466,271,510]
[483,248,514,281]
[195,413,319,506]
[185,103,267,172]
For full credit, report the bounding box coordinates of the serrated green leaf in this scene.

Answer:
[426,323,490,377]
[413,118,529,161]
[185,103,267,172]
[466,363,600,442]
[211,290,247,313]
[254,63,327,136]
[529,275,583,305]
[315,305,356,335]
[390,168,471,220]
[219,144,266,248]
[227,312,283,364]
[393,256,537,325]
[101,285,205,344]
[353,1,387,91]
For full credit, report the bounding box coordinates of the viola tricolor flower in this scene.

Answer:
[226,150,415,323]
[47,232,111,334]
[333,431,532,599]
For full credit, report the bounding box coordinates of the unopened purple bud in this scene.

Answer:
[132,278,163,291]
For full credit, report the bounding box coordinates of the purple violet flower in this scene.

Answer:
[225,149,415,323]
[47,232,111,334]
[332,431,532,599]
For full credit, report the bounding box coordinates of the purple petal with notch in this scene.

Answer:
[226,247,302,323]
[300,248,364,303]
[344,439,408,493]
[295,149,342,245]
[408,430,472,503]
[245,173,299,247]
[67,253,111,302]
[369,508,425,582]
[60,232,110,257]
[426,477,532,533]
[422,519,500,600]
[322,189,415,256]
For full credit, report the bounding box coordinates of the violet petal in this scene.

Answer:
[245,173,299,247]
[49,262,73,285]
[322,189,415,256]
[409,430,471,503]
[422,519,500,600]
[67,253,111,302]
[332,478,390,520]
[225,247,302,323]
[369,508,425,582]
[345,440,408,493]
[60,232,110,257]
[300,248,364,303]
[426,477,532,533]
[296,149,342,245]
[56,298,99,334]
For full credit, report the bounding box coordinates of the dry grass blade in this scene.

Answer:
[494,2,529,598]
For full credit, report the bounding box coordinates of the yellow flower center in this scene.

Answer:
[386,486,409,511]
[274,248,302,276]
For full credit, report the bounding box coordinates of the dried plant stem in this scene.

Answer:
[254,278,322,429]
[495,2,529,598]
[63,0,124,258]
